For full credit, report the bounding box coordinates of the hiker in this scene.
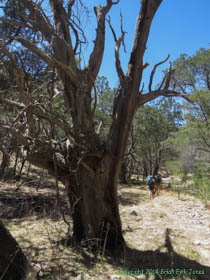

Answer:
[154,174,162,196]
[147,175,156,199]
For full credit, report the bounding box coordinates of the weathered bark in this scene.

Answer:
[1,0,192,253]
[6,0,161,251]
[63,150,125,250]
[0,220,28,280]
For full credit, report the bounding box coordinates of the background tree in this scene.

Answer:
[94,76,114,140]
[166,48,210,174]
[134,98,183,177]
[0,0,191,251]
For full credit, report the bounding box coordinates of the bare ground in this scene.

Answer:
[118,185,210,279]
[0,176,210,280]
[120,186,210,264]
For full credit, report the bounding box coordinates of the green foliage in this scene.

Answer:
[94,76,115,140]
[164,48,210,176]
[192,168,210,202]
[0,0,34,42]
[184,89,210,152]
[0,58,14,92]
[134,97,183,175]
[171,48,210,92]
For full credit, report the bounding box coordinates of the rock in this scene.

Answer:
[31,262,41,272]
[111,275,121,280]
[130,210,138,216]
[75,272,91,280]
[0,220,28,280]
[200,249,210,260]
[120,209,126,215]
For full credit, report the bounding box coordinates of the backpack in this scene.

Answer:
[146,176,153,184]
[155,175,162,184]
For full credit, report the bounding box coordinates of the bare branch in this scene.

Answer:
[107,16,117,42]
[32,1,53,30]
[15,37,51,64]
[120,10,127,53]
[2,98,88,152]
[15,37,79,86]
[15,1,78,72]
[2,99,68,132]
[2,99,25,109]
[68,20,80,53]
[161,90,193,103]
[0,45,26,102]
[148,54,170,92]
[0,17,32,29]
[158,71,168,90]
[127,0,162,89]
[64,16,87,54]
[86,0,119,81]
[107,12,126,83]
[25,1,54,43]
[164,62,174,89]
[143,62,149,70]
[67,0,76,18]
[49,0,71,43]
[1,1,77,72]
[139,89,193,106]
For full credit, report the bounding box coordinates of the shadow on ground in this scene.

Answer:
[1,170,59,192]
[2,222,209,279]
[0,191,69,220]
[77,228,210,280]
[113,228,209,280]
[119,190,148,206]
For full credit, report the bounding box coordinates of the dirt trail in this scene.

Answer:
[119,186,210,267]
[1,180,209,279]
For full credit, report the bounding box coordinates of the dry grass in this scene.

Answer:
[0,166,210,279]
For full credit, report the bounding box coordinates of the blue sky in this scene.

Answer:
[83,0,210,89]
[1,0,209,90]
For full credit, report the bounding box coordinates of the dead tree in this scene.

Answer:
[0,0,192,251]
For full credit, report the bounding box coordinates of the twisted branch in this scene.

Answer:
[86,0,120,81]
[148,54,170,92]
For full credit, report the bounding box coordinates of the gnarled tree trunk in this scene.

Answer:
[0,0,191,252]
[65,156,125,248]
